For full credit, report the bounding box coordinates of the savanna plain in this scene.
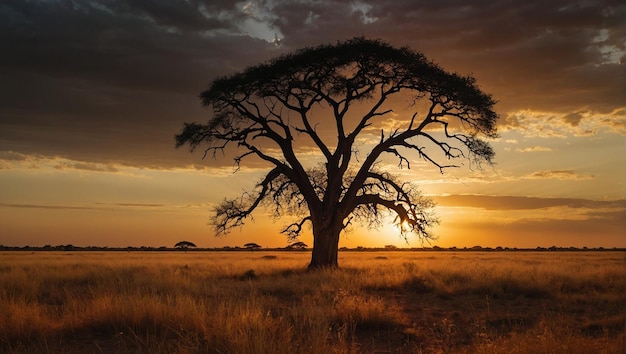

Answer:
[1,250,624,353]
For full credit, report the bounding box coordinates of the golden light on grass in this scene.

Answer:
[0,251,624,353]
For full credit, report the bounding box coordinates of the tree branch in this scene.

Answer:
[281,216,312,240]
[213,167,282,234]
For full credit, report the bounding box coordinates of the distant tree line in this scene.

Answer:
[0,244,621,252]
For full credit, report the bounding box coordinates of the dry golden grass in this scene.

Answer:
[0,251,624,353]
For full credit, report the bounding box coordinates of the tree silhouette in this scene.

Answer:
[244,242,262,250]
[174,241,197,252]
[176,37,498,269]
[287,241,308,250]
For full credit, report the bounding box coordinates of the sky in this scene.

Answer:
[0,0,624,249]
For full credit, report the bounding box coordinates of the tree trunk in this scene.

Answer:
[308,217,342,269]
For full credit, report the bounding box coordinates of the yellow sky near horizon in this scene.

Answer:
[1,123,624,249]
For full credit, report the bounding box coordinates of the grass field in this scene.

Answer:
[0,250,624,353]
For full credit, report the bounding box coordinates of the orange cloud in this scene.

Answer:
[433,195,623,211]
[54,161,119,173]
[515,146,552,153]
[501,109,626,137]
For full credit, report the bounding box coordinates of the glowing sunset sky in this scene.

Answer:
[1,1,624,249]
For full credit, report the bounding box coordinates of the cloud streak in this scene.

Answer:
[0,201,209,211]
[0,203,100,211]
[434,194,624,211]
[516,146,552,153]
[523,170,594,180]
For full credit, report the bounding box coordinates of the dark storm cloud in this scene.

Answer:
[0,0,624,168]
[272,0,625,113]
[268,0,626,142]
[0,0,280,167]
[0,0,272,93]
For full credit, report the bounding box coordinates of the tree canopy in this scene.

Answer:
[174,241,198,249]
[176,37,498,268]
[244,243,262,250]
[287,241,308,250]
[175,241,197,250]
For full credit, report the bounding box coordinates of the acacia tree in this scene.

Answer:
[176,38,498,269]
[244,242,262,250]
[175,241,197,252]
[288,241,308,250]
